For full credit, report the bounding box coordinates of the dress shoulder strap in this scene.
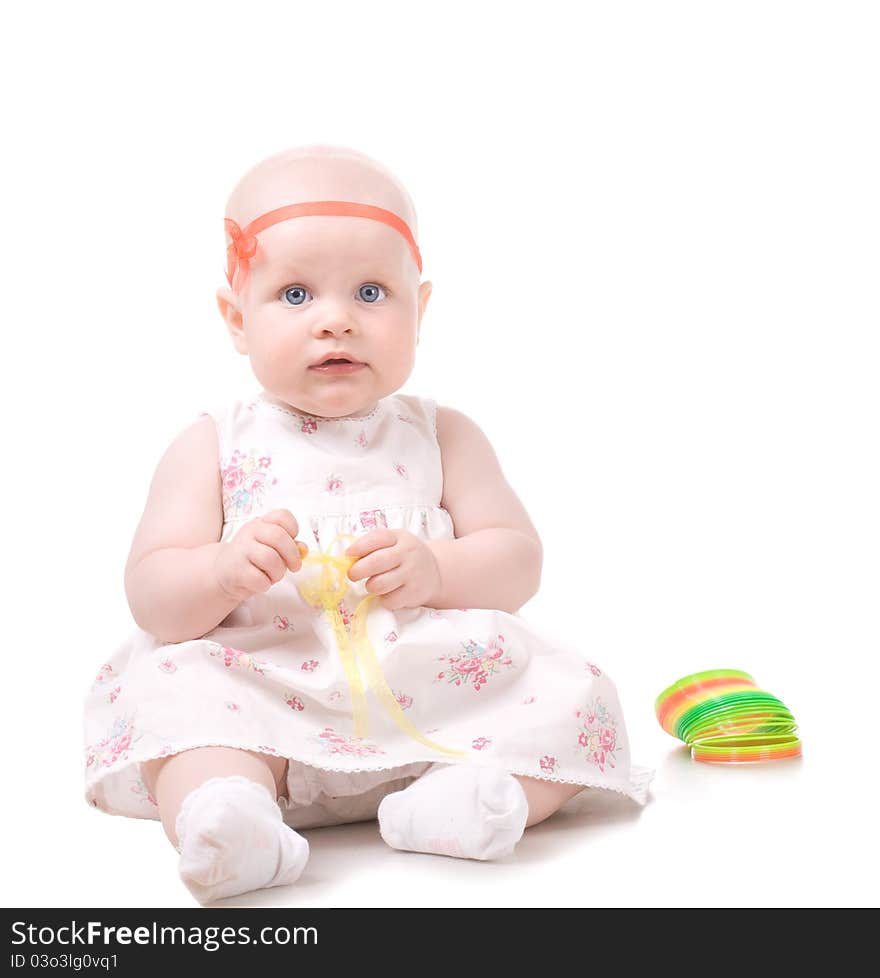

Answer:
[195,397,259,472]
[393,393,439,445]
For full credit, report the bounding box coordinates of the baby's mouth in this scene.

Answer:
[309,359,368,373]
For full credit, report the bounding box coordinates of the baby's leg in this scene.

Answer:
[142,747,289,847]
[141,747,308,904]
[514,774,585,828]
[377,764,584,861]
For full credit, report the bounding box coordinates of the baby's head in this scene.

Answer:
[217,145,432,419]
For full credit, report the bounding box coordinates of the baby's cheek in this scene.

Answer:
[255,333,305,378]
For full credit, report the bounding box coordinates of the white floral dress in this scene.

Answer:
[82,390,653,830]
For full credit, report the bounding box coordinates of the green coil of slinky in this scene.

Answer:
[655,669,801,762]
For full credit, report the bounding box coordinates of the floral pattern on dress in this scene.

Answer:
[472,736,492,751]
[91,664,115,691]
[575,697,619,773]
[325,472,344,494]
[313,727,386,758]
[434,634,514,691]
[85,715,140,771]
[286,694,305,711]
[207,643,270,675]
[394,690,413,711]
[131,776,157,807]
[221,450,278,519]
[539,755,559,775]
[359,509,388,530]
[273,615,296,632]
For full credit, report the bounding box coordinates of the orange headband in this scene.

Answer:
[223,200,423,293]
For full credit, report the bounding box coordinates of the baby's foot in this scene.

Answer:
[377,764,529,860]
[175,775,309,904]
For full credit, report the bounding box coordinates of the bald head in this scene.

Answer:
[224,144,419,240]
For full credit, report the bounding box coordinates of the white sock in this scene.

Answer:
[377,764,529,861]
[175,775,309,904]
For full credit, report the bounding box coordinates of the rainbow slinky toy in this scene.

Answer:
[655,669,802,763]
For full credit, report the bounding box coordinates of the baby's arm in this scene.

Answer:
[427,406,543,614]
[123,416,239,643]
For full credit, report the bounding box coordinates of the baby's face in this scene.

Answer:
[219,208,431,419]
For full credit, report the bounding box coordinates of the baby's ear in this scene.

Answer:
[216,287,247,354]
[417,280,433,334]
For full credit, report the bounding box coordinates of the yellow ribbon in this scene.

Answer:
[294,533,464,756]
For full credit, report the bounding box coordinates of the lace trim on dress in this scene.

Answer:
[100,744,654,810]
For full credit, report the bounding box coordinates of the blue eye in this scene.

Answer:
[281,286,309,306]
[279,283,388,306]
[358,283,386,303]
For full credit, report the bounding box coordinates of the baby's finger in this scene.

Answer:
[261,509,300,539]
[239,559,274,594]
[248,541,288,584]
[348,549,397,582]
[253,522,303,571]
[363,568,403,595]
[345,528,396,558]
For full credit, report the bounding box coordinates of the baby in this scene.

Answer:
[82,144,652,905]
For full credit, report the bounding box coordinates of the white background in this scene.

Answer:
[3,1,877,908]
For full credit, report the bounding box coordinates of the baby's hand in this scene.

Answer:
[214,509,309,602]
[345,529,441,611]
